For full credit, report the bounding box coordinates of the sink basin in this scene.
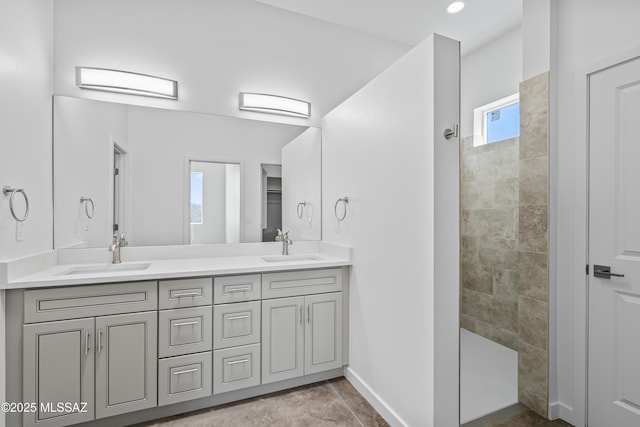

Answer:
[59,262,152,276]
[262,254,322,263]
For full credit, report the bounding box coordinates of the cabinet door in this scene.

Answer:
[95,311,157,419]
[261,296,304,384]
[23,318,95,427]
[304,292,343,375]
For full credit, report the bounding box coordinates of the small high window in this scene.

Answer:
[473,93,520,147]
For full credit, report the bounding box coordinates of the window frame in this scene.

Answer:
[473,93,520,147]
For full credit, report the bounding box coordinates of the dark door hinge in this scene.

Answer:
[586,264,589,275]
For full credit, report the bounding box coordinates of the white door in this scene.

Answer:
[589,56,640,426]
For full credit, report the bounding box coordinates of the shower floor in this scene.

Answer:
[460,328,518,424]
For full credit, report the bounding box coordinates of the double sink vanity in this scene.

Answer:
[1,244,351,427]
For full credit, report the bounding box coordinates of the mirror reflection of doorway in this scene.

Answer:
[189,160,241,244]
[113,143,127,237]
[261,164,282,242]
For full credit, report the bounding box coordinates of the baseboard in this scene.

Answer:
[549,401,575,424]
[344,367,407,427]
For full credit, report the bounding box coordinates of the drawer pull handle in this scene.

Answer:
[226,359,249,366]
[227,315,249,321]
[97,329,103,355]
[227,287,252,293]
[173,368,198,375]
[85,331,91,357]
[173,321,199,327]
[173,291,201,298]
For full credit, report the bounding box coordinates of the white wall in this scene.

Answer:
[0,1,53,424]
[126,106,305,246]
[53,0,410,128]
[460,26,522,138]
[322,34,459,426]
[0,0,53,261]
[281,127,322,241]
[53,96,128,249]
[554,1,640,425]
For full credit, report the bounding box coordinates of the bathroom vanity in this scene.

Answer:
[2,250,350,427]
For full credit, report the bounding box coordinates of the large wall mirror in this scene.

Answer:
[53,96,322,249]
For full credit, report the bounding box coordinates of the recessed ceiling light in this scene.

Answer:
[447,1,465,14]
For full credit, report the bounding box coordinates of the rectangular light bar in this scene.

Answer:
[239,92,310,118]
[76,67,178,100]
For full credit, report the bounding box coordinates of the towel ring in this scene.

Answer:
[3,186,29,222]
[296,201,307,219]
[80,197,95,219]
[334,196,349,222]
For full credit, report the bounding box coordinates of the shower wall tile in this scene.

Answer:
[517,71,549,418]
[460,135,520,350]
[461,260,493,294]
[461,179,494,209]
[494,177,519,208]
[494,269,518,303]
[518,251,548,302]
[520,72,549,160]
[519,156,549,206]
[520,111,548,159]
[519,341,549,418]
[518,205,548,252]
[462,288,495,324]
[461,236,479,265]
[478,239,518,270]
[462,208,517,240]
[518,296,548,350]
[493,300,517,331]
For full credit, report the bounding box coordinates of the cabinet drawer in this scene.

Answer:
[159,306,212,358]
[24,281,157,323]
[158,352,212,406]
[159,278,213,309]
[214,274,261,304]
[213,344,260,394]
[213,301,260,349]
[261,269,342,299]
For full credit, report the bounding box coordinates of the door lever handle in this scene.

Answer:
[594,265,625,279]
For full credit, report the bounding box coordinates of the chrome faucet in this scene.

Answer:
[275,229,293,255]
[108,233,126,264]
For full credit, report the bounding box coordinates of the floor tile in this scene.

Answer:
[134,378,387,427]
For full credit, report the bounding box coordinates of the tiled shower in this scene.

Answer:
[460,72,550,421]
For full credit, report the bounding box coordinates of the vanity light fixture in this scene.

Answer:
[75,67,178,100]
[239,92,311,118]
[446,1,465,14]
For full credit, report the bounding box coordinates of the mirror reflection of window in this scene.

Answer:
[190,172,203,224]
[189,161,241,244]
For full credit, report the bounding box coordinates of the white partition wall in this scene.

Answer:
[282,127,322,241]
[321,34,460,426]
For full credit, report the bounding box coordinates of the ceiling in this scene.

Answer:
[254,0,522,55]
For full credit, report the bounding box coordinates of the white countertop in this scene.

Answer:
[2,252,351,290]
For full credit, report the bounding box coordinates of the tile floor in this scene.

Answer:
[135,378,389,427]
[463,403,573,427]
[136,377,572,427]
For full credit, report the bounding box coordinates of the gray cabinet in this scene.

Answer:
[23,312,158,424]
[23,318,95,427]
[95,311,157,419]
[304,292,343,375]
[22,283,158,425]
[262,292,342,384]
